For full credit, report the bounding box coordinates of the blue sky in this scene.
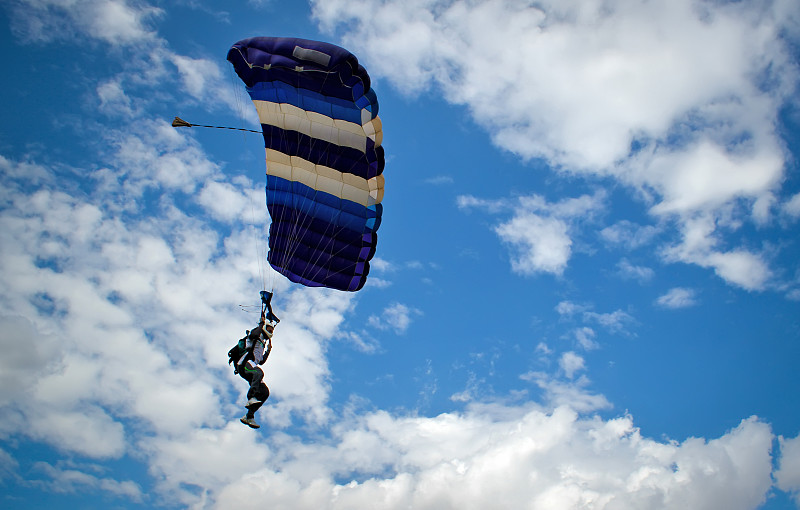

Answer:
[1,0,800,508]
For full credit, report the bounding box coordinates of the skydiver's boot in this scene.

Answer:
[240,415,260,429]
[247,397,262,408]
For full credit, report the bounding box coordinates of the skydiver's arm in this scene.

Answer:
[261,338,272,365]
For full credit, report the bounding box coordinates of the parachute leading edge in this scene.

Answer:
[227,37,385,292]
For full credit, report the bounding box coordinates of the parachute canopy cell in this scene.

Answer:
[228,37,385,292]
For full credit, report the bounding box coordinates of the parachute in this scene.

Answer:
[227,37,385,292]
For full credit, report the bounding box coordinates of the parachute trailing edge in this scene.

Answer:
[227,37,385,292]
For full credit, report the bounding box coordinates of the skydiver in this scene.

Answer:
[236,312,274,429]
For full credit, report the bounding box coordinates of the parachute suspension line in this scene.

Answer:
[272,64,375,289]
[307,68,341,286]
[268,100,295,282]
[229,65,254,144]
[301,65,381,287]
[271,66,321,283]
[250,198,269,293]
[225,65,272,296]
[281,65,347,287]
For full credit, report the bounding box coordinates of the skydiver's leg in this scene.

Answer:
[254,383,269,404]
[245,384,269,419]
[243,362,266,402]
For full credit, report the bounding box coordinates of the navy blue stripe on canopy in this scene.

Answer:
[260,124,383,180]
[248,81,379,123]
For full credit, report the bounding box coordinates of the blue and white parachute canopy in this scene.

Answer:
[228,37,385,292]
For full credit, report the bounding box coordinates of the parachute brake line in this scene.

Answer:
[171,116,261,134]
[260,291,280,324]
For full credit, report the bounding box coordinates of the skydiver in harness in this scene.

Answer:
[236,292,280,429]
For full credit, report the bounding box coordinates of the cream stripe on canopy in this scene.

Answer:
[265,149,385,207]
[253,100,383,153]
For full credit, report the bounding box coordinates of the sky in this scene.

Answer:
[1,0,800,508]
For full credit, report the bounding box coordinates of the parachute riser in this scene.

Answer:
[260,291,280,324]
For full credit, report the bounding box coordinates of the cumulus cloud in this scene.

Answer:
[663,214,772,290]
[495,212,572,276]
[197,179,260,223]
[315,0,798,290]
[96,79,137,118]
[776,433,800,506]
[784,193,800,218]
[213,403,775,510]
[9,0,161,44]
[559,351,585,379]
[368,302,422,334]
[459,192,605,276]
[656,287,698,309]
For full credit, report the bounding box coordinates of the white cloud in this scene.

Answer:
[368,302,422,334]
[495,212,572,276]
[0,447,18,481]
[520,372,611,413]
[316,0,794,170]
[656,287,698,309]
[784,192,800,218]
[197,180,255,223]
[213,402,775,510]
[96,79,137,118]
[368,256,394,273]
[32,461,143,501]
[776,433,800,507]
[102,120,221,197]
[617,258,655,283]
[573,327,599,351]
[425,175,454,185]
[600,221,660,249]
[555,300,588,317]
[169,53,220,98]
[0,315,57,406]
[559,351,585,379]
[637,139,784,218]
[584,309,635,334]
[456,194,508,214]
[315,0,797,290]
[663,215,772,291]
[10,0,241,129]
[10,0,161,44]
[460,192,605,276]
